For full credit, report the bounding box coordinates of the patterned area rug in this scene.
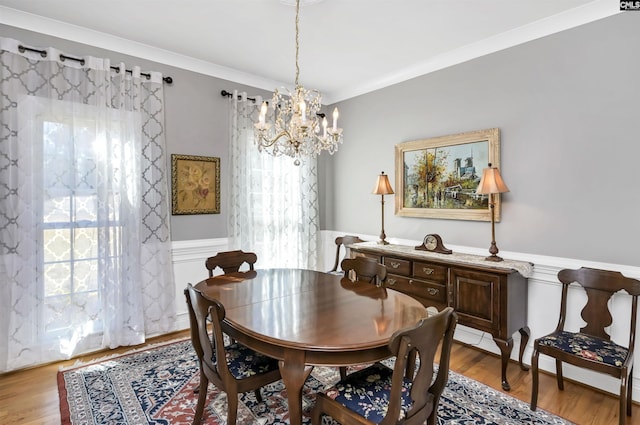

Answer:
[58,339,573,425]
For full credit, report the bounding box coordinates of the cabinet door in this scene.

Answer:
[450,268,501,335]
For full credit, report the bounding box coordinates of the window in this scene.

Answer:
[35,100,133,341]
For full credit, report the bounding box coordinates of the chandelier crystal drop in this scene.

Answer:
[254,0,343,166]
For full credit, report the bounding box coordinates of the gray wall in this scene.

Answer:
[323,12,640,267]
[0,24,271,241]
[5,11,639,267]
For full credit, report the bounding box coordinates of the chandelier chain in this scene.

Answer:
[295,0,300,88]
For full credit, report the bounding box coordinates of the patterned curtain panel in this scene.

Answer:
[227,90,319,270]
[0,37,175,372]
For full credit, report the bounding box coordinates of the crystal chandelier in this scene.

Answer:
[254,0,343,165]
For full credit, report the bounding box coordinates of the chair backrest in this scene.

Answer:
[205,250,257,277]
[385,307,457,425]
[329,235,366,272]
[340,279,389,300]
[556,267,640,343]
[341,256,387,285]
[184,284,232,387]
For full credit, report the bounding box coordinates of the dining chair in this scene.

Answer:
[205,249,257,276]
[530,267,640,425]
[337,259,388,380]
[312,306,457,425]
[328,235,366,273]
[184,284,281,425]
[341,256,387,286]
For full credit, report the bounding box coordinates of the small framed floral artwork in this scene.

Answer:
[171,154,220,215]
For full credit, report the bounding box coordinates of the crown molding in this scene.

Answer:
[324,0,621,104]
[0,5,286,93]
[1,1,620,105]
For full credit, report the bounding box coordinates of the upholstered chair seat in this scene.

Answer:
[222,342,280,379]
[536,330,628,368]
[322,362,416,423]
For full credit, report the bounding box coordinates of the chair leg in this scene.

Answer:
[530,347,540,411]
[193,373,209,424]
[619,388,627,425]
[339,366,347,381]
[620,367,631,424]
[310,396,324,425]
[628,367,633,417]
[555,358,564,391]
[193,360,201,394]
[427,409,438,425]
[227,394,239,425]
[254,388,263,403]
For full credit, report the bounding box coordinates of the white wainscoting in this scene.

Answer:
[171,231,640,402]
[171,238,230,330]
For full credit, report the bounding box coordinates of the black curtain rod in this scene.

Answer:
[220,89,325,118]
[18,44,173,84]
[220,89,257,102]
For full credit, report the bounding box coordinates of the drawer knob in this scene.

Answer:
[423,267,434,275]
[387,278,397,286]
[389,261,400,269]
[427,288,439,296]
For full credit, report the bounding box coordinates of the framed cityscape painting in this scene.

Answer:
[171,154,220,215]
[394,128,501,221]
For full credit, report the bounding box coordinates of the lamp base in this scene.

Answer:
[377,239,390,245]
[485,239,503,262]
[485,254,504,262]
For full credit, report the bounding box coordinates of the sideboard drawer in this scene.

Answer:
[354,251,381,263]
[413,262,447,283]
[386,274,447,305]
[383,257,411,276]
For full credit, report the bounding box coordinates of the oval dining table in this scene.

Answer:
[194,268,428,425]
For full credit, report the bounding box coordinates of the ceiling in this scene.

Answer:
[0,0,618,104]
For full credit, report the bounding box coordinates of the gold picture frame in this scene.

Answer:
[171,154,220,215]
[395,128,501,221]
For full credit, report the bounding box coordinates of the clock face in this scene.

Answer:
[425,235,437,250]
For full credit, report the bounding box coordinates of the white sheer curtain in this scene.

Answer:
[227,90,319,269]
[0,37,175,372]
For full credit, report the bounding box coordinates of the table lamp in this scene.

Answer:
[475,164,509,262]
[372,171,394,245]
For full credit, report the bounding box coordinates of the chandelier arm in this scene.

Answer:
[258,130,293,147]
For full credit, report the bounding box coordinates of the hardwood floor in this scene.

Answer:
[0,331,637,425]
[449,342,638,425]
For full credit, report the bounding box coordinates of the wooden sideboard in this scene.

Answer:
[349,242,534,391]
